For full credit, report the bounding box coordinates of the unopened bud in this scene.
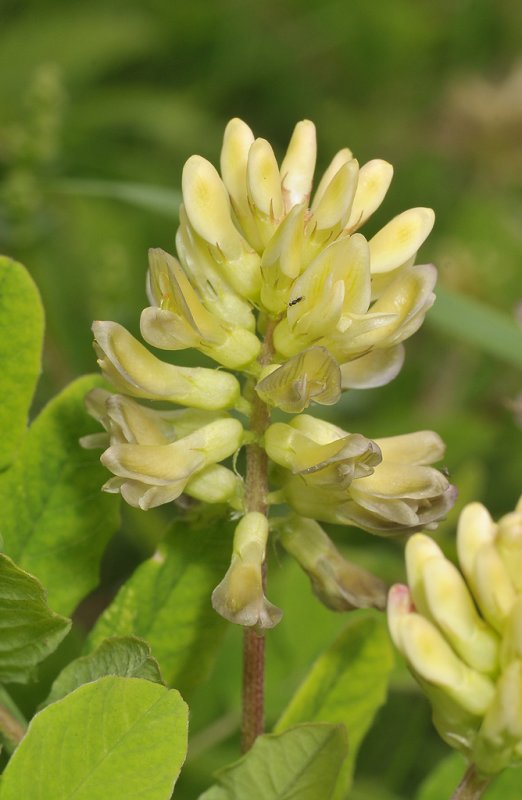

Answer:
[279,515,386,611]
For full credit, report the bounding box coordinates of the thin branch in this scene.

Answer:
[451,763,491,800]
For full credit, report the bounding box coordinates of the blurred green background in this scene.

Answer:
[1,0,521,797]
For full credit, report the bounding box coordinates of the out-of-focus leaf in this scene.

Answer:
[0,553,70,684]
[41,636,164,708]
[275,612,394,798]
[0,676,188,800]
[417,752,522,799]
[87,515,232,693]
[428,286,522,370]
[0,687,27,754]
[54,179,181,217]
[199,724,347,800]
[0,257,44,471]
[0,375,120,616]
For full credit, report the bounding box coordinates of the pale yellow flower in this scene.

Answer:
[388,497,522,775]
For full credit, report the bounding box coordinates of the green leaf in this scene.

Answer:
[428,286,522,370]
[0,676,188,800]
[199,723,347,800]
[55,179,181,217]
[417,753,522,800]
[87,515,232,693]
[41,636,164,708]
[0,375,120,616]
[0,257,44,471]
[275,612,394,797]
[0,553,70,684]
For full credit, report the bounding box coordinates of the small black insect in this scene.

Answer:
[288,296,304,307]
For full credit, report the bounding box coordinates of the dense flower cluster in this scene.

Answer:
[388,498,522,775]
[85,119,455,627]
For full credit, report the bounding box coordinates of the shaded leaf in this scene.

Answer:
[41,636,164,708]
[0,257,44,471]
[275,612,394,797]
[87,515,232,693]
[55,179,181,217]
[199,723,347,800]
[417,753,522,800]
[0,375,120,616]
[0,553,70,684]
[0,676,188,800]
[428,287,522,370]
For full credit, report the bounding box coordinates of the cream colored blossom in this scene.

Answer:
[267,415,453,534]
[388,497,522,775]
[212,512,282,628]
[85,117,452,628]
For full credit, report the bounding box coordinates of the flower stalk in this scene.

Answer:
[451,764,490,800]
[241,317,276,751]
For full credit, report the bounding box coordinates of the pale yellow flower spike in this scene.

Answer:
[86,117,453,633]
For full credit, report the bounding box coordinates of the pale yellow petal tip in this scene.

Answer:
[211,559,282,629]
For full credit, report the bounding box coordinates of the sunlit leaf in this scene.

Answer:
[87,515,232,693]
[199,724,347,800]
[0,677,188,800]
[41,636,164,708]
[0,257,44,471]
[0,375,120,616]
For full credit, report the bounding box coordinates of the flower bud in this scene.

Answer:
[93,321,242,410]
[310,158,359,234]
[280,119,316,211]
[247,138,284,245]
[212,512,282,628]
[100,418,243,510]
[473,660,522,774]
[182,155,261,300]
[279,515,386,611]
[389,497,522,775]
[176,206,256,331]
[406,534,499,674]
[346,159,394,232]
[185,464,242,507]
[368,207,435,274]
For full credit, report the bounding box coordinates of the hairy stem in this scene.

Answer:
[0,702,26,754]
[241,317,276,753]
[451,764,491,800]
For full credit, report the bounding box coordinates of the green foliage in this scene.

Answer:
[0,375,120,616]
[428,287,522,371]
[199,724,347,800]
[88,516,232,693]
[0,554,70,684]
[0,257,43,471]
[417,753,522,799]
[41,636,164,708]
[275,613,394,797]
[0,676,188,800]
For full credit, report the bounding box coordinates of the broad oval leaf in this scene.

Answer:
[87,515,232,693]
[0,554,70,684]
[199,723,347,800]
[0,676,188,800]
[0,374,120,616]
[41,636,164,708]
[0,257,44,471]
[275,612,394,798]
